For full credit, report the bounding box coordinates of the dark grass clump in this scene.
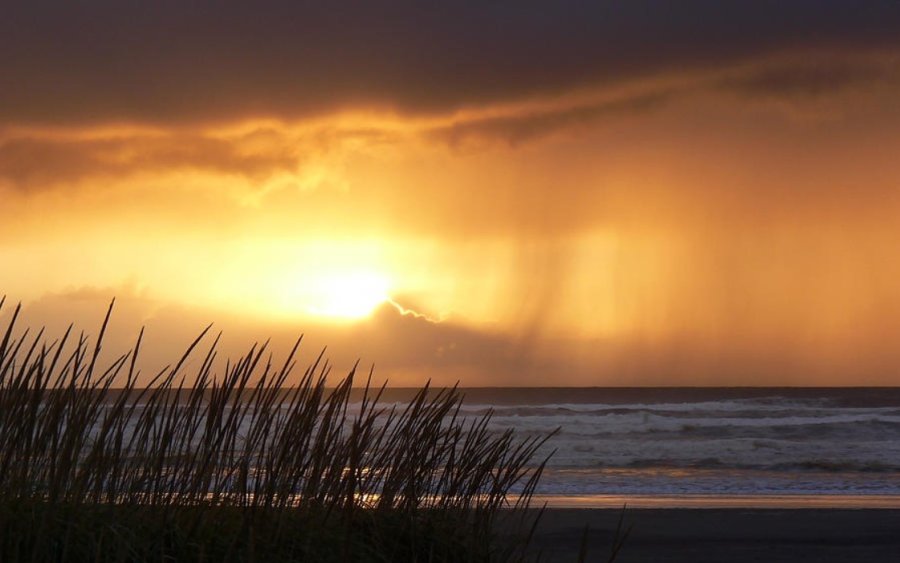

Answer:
[0,299,553,562]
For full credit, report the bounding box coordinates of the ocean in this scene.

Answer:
[425,387,900,507]
[101,386,900,508]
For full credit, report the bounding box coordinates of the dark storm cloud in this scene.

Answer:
[2,1,899,126]
[430,90,674,146]
[0,134,299,189]
[716,58,895,100]
[0,125,400,190]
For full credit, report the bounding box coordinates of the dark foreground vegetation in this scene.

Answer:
[0,299,553,562]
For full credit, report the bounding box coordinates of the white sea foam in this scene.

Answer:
[442,389,900,495]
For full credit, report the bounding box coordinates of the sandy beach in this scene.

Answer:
[529,508,900,562]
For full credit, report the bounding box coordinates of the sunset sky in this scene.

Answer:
[2,1,900,385]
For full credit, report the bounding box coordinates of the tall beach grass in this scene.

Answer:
[0,298,554,562]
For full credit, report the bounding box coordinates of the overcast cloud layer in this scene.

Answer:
[2,1,900,126]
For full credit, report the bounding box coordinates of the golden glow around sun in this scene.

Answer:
[202,240,397,322]
[302,270,391,320]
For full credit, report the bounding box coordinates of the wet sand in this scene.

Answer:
[528,508,900,562]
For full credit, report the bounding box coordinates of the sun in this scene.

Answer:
[303,270,391,320]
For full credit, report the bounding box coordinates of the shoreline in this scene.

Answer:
[530,493,900,509]
[528,508,900,562]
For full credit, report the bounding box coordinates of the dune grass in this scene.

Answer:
[0,298,554,562]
